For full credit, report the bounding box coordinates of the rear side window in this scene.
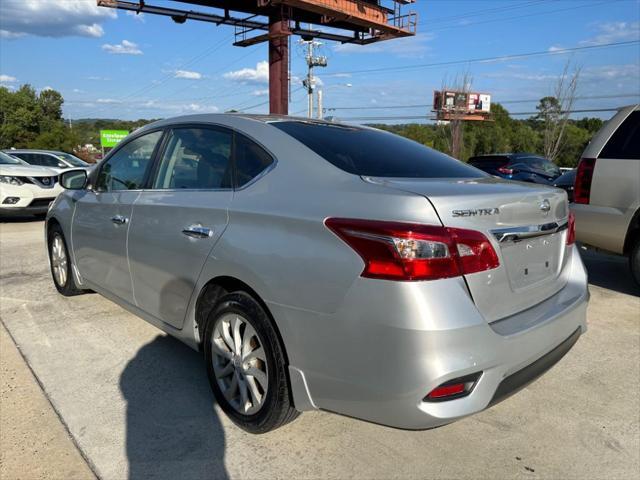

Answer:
[600,111,640,160]
[234,134,274,187]
[15,153,60,168]
[152,127,233,190]
[517,156,560,176]
[272,121,484,178]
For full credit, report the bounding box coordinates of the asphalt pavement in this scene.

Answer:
[0,218,638,480]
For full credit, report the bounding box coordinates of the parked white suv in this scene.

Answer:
[571,104,640,285]
[0,151,63,216]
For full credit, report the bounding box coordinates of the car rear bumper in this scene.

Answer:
[272,245,588,429]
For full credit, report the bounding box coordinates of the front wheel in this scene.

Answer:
[48,224,84,296]
[630,238,640,287]
[203,291,299,433]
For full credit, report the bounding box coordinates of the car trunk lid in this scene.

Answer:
[364,176,571,322]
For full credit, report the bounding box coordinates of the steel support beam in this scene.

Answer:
[268,16,289,115]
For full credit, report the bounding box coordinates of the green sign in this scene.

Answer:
[100,130,129,148]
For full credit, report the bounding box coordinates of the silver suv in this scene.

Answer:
[47,115,588,433]
[571,104,640,285]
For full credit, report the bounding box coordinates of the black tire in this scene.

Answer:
[47,224,85,296]
[203,291,299,433]
[630,238,640,287]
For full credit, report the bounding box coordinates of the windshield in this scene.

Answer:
[271,121,485,178]
[56,152,89,167]
[0,151,23,165]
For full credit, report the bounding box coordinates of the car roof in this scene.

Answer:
[469,153,546,160]
[5,149,66,155]
[135,113,351,133]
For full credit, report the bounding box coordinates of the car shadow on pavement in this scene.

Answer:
[0,215,45,223]
[120,335,229,480]
[581,247,639,297]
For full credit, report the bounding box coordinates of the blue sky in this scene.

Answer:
[1,0,638,122]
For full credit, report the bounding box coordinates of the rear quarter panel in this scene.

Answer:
[574,106,640,254]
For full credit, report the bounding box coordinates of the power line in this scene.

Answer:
[324,40,640,77]
[326,94,640,111]
[422,0,550,26]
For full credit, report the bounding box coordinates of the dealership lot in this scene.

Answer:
[0,218,638,480]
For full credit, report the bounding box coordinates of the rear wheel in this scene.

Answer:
[203,291,299,433]
[48,224,84,296]
[630,238,640,287]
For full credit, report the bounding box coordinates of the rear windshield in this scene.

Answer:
[271,121,485,178]
[56,152,89,167]
[468,156,509,167]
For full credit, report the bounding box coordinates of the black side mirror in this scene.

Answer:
[60,169,88,190]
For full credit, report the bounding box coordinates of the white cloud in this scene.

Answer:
[0,74,17,83]
[581,64,640,81]
[334,33,435,58]
[72,88,84,93]
[87,76,110,81]
[251,89,269,96]
[580,21,640,45]
[174,70,203,80]
[223,61,269,84]
[102,40,143,55]
[0,30,25,39]
[126,11,145,22]
[96,98,122,104]
[0,0,116,38]
[40,86,54,92]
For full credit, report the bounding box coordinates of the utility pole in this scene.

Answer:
[317,89,323,119]
[302,38,327,118]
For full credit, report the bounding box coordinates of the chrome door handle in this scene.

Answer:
[182,225,213,239]
[111,215,128,225]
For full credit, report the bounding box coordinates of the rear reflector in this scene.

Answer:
[574,158,596,204]
[325,218,499,281]
[427,383,465,399]
[566,211,576,245]
[425,373,482,402]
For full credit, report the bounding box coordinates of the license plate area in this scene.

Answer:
[500,233,564,290]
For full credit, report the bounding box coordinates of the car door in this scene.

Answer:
[72,130,164,304]
[127,126,234,328]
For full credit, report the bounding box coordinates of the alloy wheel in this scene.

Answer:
[51,234,68,287]
[211,313,269,415]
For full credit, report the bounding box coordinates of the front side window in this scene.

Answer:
[152,128,232,190]
[96,130,162,191]
[234,134,274,187]
[271,121,484,178]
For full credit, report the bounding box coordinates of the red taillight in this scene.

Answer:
[566,211,576,245]
[574,158,596,204]
[497,166,514,175]
[324,218,500,281]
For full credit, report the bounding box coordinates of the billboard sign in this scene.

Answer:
[100,130,129,148]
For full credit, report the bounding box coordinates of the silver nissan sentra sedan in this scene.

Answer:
[46,114,588,433]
